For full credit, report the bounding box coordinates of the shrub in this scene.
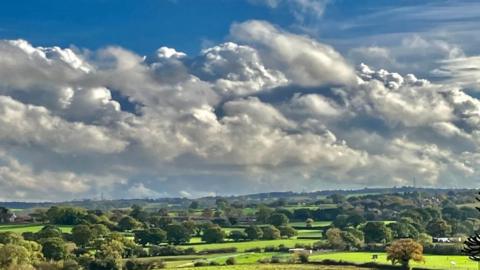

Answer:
[198,247,237,255]
[209,261,220,266]
[298,253,309,263]
[225,257,236,265]
[125,259,165,270]
[264,245,276,252]
[245,247,262,253]
[193,260,209,267]
[270,256,281,263]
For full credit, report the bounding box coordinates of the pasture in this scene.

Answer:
[180,239,318,252]
[311,252,478,270]
[0,223,73,234]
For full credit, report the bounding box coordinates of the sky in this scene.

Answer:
[1,0,480,201]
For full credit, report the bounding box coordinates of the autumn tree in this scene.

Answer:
[386,239,424,270]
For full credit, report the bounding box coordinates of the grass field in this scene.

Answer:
[180,264,369,270]
[311,252,477,270]
[0,224,73,234]
[181,239,318,252]
[290,221,331,228]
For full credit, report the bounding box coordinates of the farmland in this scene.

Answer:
[0,188,478,269]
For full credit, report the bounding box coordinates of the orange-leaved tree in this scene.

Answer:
[386,239,424,269]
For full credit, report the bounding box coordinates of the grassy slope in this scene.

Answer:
[180,239,318,252]
[311,252,477,270]
[179,264,368,270]
[0,224,73,233]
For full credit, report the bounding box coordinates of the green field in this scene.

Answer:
[290,221,331,228]
[180,264,368,270]
[181,239,318,252]
[0,224,73,234]
[311,252,477,270]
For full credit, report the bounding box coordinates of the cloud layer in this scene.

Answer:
[0,20,479,201]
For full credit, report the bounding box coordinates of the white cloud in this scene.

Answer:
[1,21,480,200]
[231,20,356,87]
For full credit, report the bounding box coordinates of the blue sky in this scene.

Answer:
[1,0,469,55]
[1,0,480,200]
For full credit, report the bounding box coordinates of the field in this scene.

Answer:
[181,239,318,252]
[311,252,478,270]
[180,265,367,270]
[0,224,73,233]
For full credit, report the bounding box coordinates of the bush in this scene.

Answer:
[149,245,194,256]
[264,245,276,252]
[198,247,237,255]
[298,253,309,263]
[209,261,220,266]
[277,244,289,252]
[225,257,236,265]
[270,256,281,263]
[258,258,270,264]
[125,259,165,270]
[245,247,262,253]
[193,260,209,267]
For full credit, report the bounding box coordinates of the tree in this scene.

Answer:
[388,222,419,239]
[305,218,314,228]
[201,225,225,243]
[346,214,366,227]
[0,244,32,269]
[363,222,392,243]
[279,226,297,238]
[326,228,345,250]
[91,224,110,238]
[332,215,349,229]
[386,239,424,269]
[0,232,23,244]
[189,201,199,210]
[40,237,67,261]
[255,205,273,224]
[426,219,452,237]
[72,224,94,247]
[229,230,247,242]
[0,207,13,223]
[268,213,289,227]
[118,216,141,231]
[46,206,87,225]
[166,224,191,244]
[245,225,263,240]
[261,225,281,240]
[36,225,63,240]
[134,228,166,246]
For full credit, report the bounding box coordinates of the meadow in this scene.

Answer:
[0,223,73,233]
[180,239,318,252]
[310,252,478,270]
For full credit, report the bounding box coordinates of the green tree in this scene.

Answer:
[0,207,13,223]
[255,205,273,224]
[386,239,424,269]
[134,228,166,246]
[306,218,314,228]
[262,225,281,240]
[36,225,63,240]
[118,216,141,231]
[229,230,247,242]
[279,226,297,238]
[201,225,225,243]
[40,237,67,261]
[363,222,392,243]
[426,219,452,237]
[166,224,191,244]
[268,213,289,227]
[245,225,263,240]
[0,244,32,269]
[0,232,23,244]
[72,224,94,247]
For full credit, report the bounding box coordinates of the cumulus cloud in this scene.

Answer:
[230,20,356,87]
[0,21,480,200]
